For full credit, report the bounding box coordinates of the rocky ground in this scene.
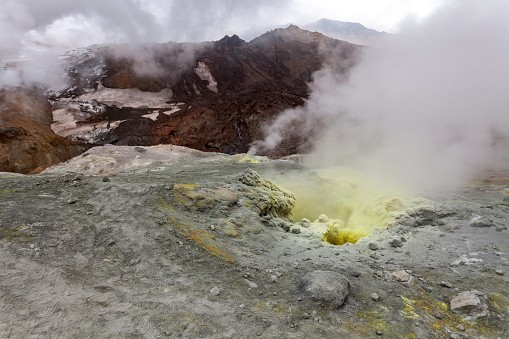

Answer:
[0,145,508,338]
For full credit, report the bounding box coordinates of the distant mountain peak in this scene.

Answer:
[217,34,245,47]
[251,24,333,45]
[304,18,387,45]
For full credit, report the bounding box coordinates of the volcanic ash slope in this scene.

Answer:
[0,145,508,338]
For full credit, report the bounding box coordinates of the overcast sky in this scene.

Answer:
[0,0,445,59]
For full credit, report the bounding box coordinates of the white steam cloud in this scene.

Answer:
[0,0,298,88]
[251,0,509,191]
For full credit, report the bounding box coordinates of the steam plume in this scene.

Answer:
[251,0,509,191]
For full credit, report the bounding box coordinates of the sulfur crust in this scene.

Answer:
[274,167,405,245]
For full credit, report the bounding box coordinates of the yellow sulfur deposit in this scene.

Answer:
[234,154,267,164]
[324,226,367,245]
[272,167,405,245]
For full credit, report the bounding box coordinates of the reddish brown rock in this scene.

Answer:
[0,88,89,174]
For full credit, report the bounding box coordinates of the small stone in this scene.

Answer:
[351,271,361,278]
[371,293,380,302]
[389,237,403,248]
[209,286,222,296]
[457,325,465,331]
[495,269,504,276]
[368,242,379,251]
[209,224,216,231]
[107,239,115,246]
[440,281,453,288]
[469,216,493,228]
[245,279,258,289]
[290,227,301,234]
[392,270,413,284]
[300,218,311,228]
[434,311,443,319]
[67,198,77,204]
[102,176,110,182]
[375,329,383,335]
[239,304,245,309]
[302,312,310,319]
[370,252,380,259]
[422,286,434,293]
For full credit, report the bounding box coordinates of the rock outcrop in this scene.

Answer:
[51,26,361,157]
[0,88,89,173]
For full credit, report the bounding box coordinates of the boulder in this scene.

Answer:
[300,270,350,308]
[450,290,488,319]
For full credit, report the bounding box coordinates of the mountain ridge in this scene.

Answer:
[304,18,388,45]
[1,25,361,173]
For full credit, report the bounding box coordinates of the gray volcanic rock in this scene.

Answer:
[450,290,490,321]
[300,270,350,308]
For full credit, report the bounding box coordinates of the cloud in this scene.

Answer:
[251,0,509,191]
[0,1,35,59]
[0,0,299,88]
[1,0,298,59]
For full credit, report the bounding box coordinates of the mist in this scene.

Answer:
[251,0,509,191]
[0,0,298,60]
[0,0,300,88]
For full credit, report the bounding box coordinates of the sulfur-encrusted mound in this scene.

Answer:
[237,168,295,220]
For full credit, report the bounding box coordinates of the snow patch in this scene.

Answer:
[163,103,182,116]
[195,61,218,93]
[78,86,173,108]
[142,112,160,121]
[192,83,201,95]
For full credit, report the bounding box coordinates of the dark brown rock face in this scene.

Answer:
[113,91,306,154]
[0,88,89,173]
[57,26,362,156]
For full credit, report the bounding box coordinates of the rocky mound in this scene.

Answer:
[0,88,89,173]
